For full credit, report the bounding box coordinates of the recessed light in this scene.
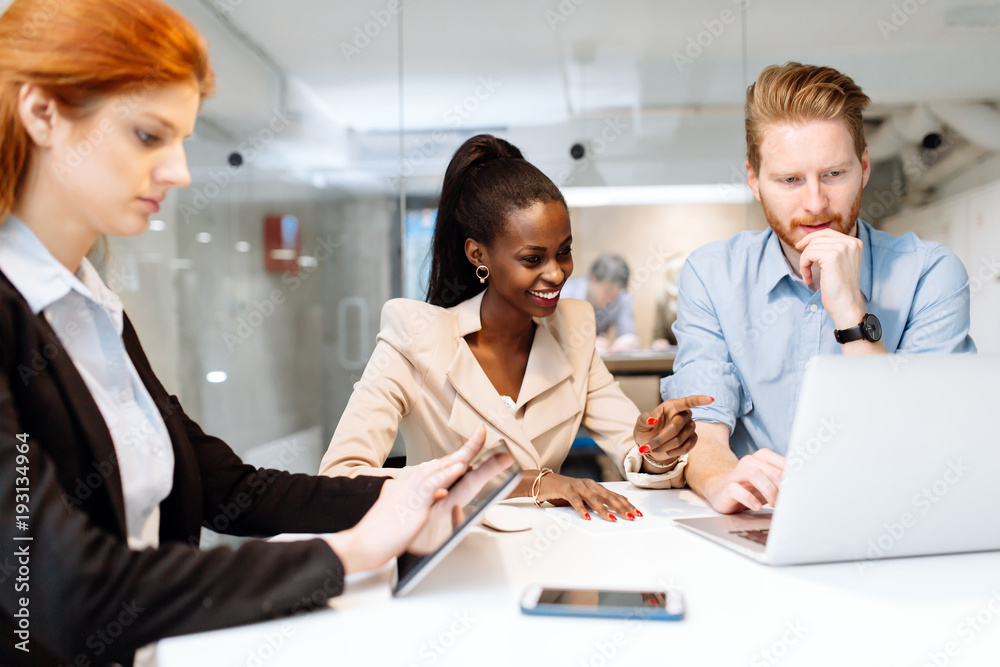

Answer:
[196,232,212,244]
[235,241,251,253]
[206,371,228,383]
[149,219,166,231]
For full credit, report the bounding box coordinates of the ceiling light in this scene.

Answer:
[196,232,212,243]
[562,184,754,208]
[148,219,166,231]
[206,371,228,383]
[235,241,251,253]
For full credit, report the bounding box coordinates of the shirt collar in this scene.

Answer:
[761,228,796,295]
[0,216,122,323]
[856,219,874,303]
[761,219,875,301]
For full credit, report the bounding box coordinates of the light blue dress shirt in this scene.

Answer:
[0,216,173,547]
[662,220,976,458]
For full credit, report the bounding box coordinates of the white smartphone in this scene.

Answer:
[520,586,685,621]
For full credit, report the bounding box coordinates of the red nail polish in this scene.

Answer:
[584,512,591,520]
[647,417,657,426]
[639,445,651,454]
[627,513,635,520]
[609,514,617,522]
[635,510,643,517]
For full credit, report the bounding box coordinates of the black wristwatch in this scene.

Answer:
[834,313,882,344]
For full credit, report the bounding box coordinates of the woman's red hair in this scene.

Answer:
[0,0,215,219]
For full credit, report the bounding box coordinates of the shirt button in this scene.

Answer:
[809,304,819,313]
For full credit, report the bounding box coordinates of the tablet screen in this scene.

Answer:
[393,441,522,596]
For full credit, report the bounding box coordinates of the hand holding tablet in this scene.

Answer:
[324,426,517,578]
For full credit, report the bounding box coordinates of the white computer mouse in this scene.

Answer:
[481,505,533,532]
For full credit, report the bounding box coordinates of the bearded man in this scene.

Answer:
[663,63,976,514]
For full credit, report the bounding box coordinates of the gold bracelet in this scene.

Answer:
[531,468,553,507]
[641,452,678,470]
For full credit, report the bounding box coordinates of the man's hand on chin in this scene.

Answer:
[794,229,866,329]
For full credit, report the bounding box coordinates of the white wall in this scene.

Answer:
[570,201,767,346]
[882,180,1000,353]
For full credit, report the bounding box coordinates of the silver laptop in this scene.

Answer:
[675,354,1000,566]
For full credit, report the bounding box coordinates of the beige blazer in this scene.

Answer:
[319,290,686,489]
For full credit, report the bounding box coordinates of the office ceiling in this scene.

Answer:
[6,0,1000,195]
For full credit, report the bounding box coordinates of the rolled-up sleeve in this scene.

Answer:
[660,259,750,434]
[898,245,977,353]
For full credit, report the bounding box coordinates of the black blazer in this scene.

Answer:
[0,269,386,666]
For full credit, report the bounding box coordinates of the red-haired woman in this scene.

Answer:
[0,1,508,665]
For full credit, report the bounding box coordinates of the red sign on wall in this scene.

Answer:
[263,214,300,274]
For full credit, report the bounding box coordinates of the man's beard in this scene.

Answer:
[762,185,864,247]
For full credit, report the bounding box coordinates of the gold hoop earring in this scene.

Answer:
[476,265,490,284]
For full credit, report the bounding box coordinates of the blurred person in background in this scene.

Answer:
[650,253,688,350]
[561,253,640,353]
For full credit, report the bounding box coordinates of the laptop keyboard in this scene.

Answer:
[731,529,770,546]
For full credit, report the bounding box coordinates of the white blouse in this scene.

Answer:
[0,216,174,549]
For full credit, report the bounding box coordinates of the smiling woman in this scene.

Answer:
[320,134,714,521]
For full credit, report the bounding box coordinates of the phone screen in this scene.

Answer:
[537,589,667,609]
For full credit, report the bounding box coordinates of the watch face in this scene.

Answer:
[863,314,882,342]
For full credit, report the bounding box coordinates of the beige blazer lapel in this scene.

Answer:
[444,291,539,465]
[518,322,581,442]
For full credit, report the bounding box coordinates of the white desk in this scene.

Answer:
[157,483,1000,666]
